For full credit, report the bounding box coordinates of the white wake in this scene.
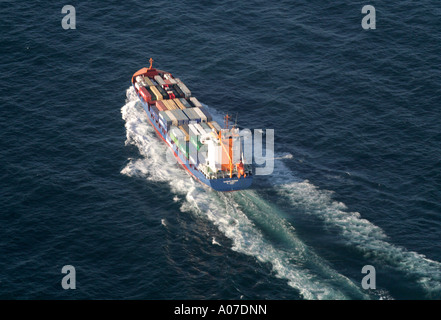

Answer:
[120,87,371,300]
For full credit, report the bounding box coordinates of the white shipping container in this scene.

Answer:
[170,127,184,139]
[193,107,207,122]
[177,82,191,98]
[194,123,207,136]
[189,97,202,108]
[154,75,165,86]
[188,124,200,137]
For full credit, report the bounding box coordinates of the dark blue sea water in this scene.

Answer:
[1,1,440,300]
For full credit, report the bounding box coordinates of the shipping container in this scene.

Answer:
[189,126,203,150]
[179,98,192,108]
[169,126,184,142]
[170,99,181,110]
[194,123,207,136]
[174,78,191,97]
[169,126,189,157]
[189,97,203,108]
[176,80,191,98]
[156,85,169,100]
[193,107,208,122]
[179,125,190,142]
[210,121,222,132]
[171,84,185,98]
[165,110,179,126]
[173,98,186,110]
[170,109,189,126]
[207,121,221,134]
[159,111,172,130]
[164,99,177,110]
[139,87,151,102]
[154,75,165,86]
[198,106,213,122]
[182,108,202,123]
[179,141,189,158]
[161,99,170,110]
[143,76,154,86]
[149,86,163,101]
[200,122,212,133]
[146,86,156,101]
[180,124,189,136]
[155,100,167,112]
[151,104,160,119]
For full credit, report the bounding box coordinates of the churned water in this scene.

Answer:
[1,1,440,300]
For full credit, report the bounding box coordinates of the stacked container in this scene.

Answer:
[163,99,177,110]
[198,107,213,122]
[182,108,202,123]
[169,127,189,158]
[155,100,167,112]
[159,111,173,130]
[189,97,203,108]
[179,98,191,108]
[146,87,156,101]
[208,121,222,133]
[165,110,178,126]
[143,76,154,86]
[149,86,163,101]
[155,85,168,100]
[171,84,184,98]
[174,78,191,98]
[200,122,212,133]
[173,98,186,110]
[193,107,208,123]
[170,109,189,126]
[139,87,151,102]
[188,123,204,150]
[150,104,160,120]
[154,75,165,86]
[178,125,190,142]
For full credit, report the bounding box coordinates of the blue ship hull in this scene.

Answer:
[134,86,253,191]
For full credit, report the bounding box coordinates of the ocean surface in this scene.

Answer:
[1,1,441,300]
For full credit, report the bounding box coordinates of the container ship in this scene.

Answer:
[131,59,253,191]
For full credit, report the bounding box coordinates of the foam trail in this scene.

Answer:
[272,156,441,298]
[121,88,368,300]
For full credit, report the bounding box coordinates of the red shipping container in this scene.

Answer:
[155,100,167,111]
[139,87,151,102]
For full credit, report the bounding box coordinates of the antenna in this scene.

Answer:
[224,114,231,129]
